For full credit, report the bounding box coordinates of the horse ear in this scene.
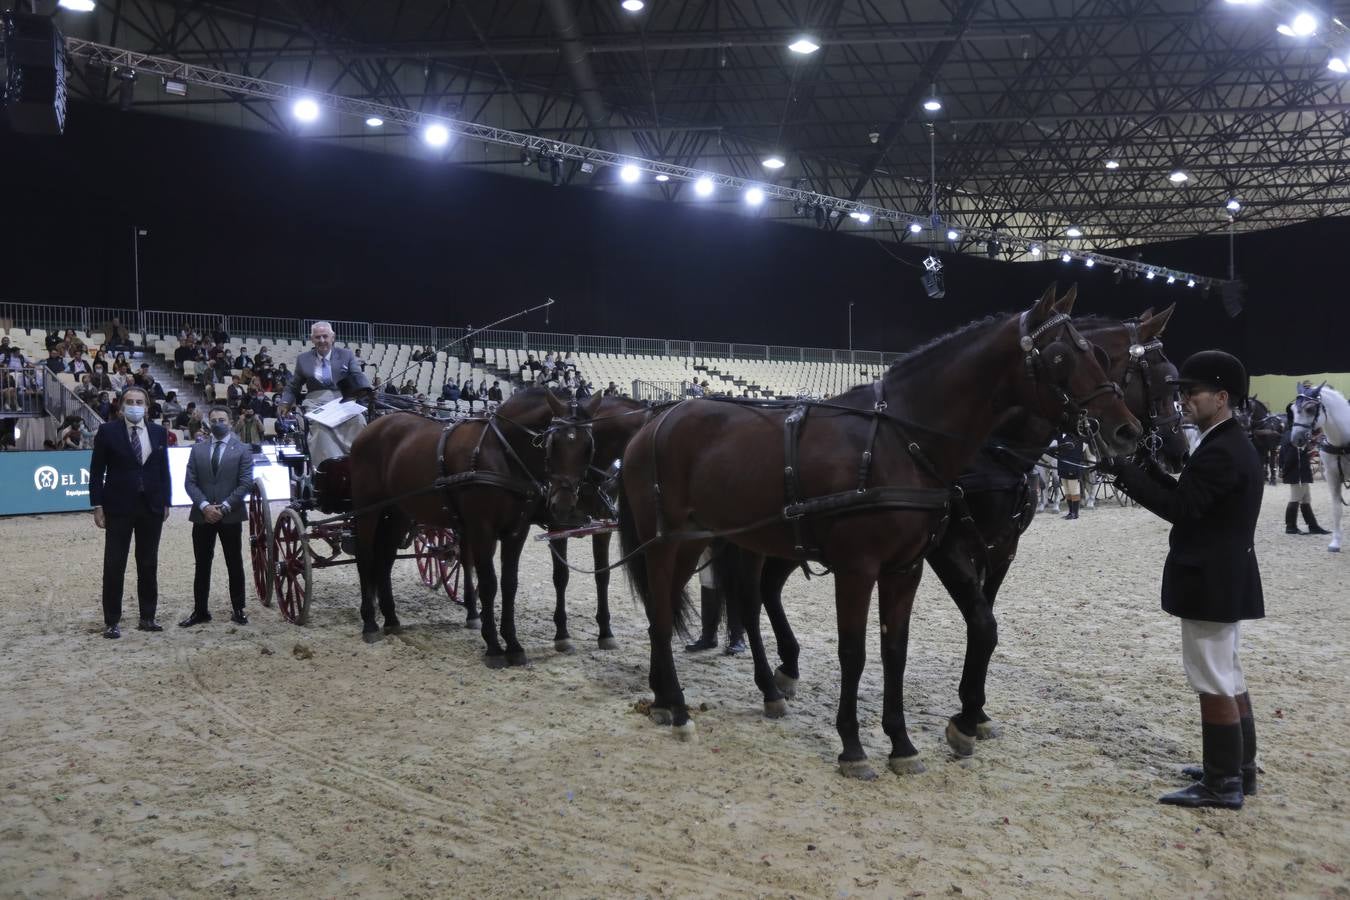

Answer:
[543,390,568,418]
[1053,282,1078,315]
[584,393,604,418]
[1137,303,1176,341]
[1031,283,1058,321]
[1138,307,1155,321]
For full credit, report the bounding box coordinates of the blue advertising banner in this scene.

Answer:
[0,451,95,515]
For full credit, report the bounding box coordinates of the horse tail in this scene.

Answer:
[616,469,693,637]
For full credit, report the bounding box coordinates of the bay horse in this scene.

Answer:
[1290,383,1349,552]
[1244,396,1283,485]
[542,395,654,652]
[714,305,1191,762]
[617,285,1142,778]
[350,387,602,663]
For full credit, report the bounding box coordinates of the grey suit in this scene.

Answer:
[184,435,254,615]
[280,346,361,408]
[280,346,366,468]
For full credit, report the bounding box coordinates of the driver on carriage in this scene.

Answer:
[278,321,369,470]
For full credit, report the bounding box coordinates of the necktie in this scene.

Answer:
[131,426,143,465]
[319,356,330,385]
[212,441,223,475]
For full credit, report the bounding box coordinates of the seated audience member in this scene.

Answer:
[249,390,276,420]
[174,338,198,367]
[253,346,273,369]
[76,374,99,405]
[233,407,264,448]
[211,318,230,345]
[89,363,114,391]
[272,364,292,392]
[603,381,619,397]
[226,376,246,412]
[161,391,183,421]
[488,381,503,402]
[68,350,91,377]
[174,402,196,430]
[60,416,83,449]
[233,349,253,370]
[45,330,64,352]
[401,379,418,395]
[107,324,135,352]
[94,392,113,420]
[44,347,66,374]
[441,380,461,402]
[185,406,206,440]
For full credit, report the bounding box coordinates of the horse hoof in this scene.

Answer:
[554,639,575,654]
[484,654,509,670]
[465,618,483,631]
[888,755,927,776]
[649,707,673,726]
[773,668,799,700]
[384,623,403,635]
[945,721,976,758]
[506,651,529,667]
[672,722,697,743]
[1329,545,1342,553]
[975,721,1000,740]
[361,630,382,645]
[763,698,788,719]
[597,636,619,651]
[838,760,878,781]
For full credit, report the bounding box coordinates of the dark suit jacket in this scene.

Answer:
[89,420,172,515]
[184,435,253,524]
[1116,417,1265,623]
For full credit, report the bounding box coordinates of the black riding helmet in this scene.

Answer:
[1169,349,1248,407]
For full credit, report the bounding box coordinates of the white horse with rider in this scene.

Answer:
[1290,383,1349,552]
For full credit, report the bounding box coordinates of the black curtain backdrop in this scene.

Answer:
[2,103,1343,374]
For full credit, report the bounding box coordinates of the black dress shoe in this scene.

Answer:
[1181,763,1257,795]
[137,619,163,632]
[1159,776,1244,809]
[178,612,212,627]
[684,635,718,652]
[231,609,248,625]
[103,625,120,639]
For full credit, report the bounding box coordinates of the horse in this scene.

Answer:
[349,387,603,663]
[1290,383,1349,552]
[1243,396,1284,485]
[712,307,1190,759]
[617,284,1142,778]
[542,395,653,652]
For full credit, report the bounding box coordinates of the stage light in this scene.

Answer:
[945,229,959,241]
[694,177,714,197]
[1329,57,1349,74]
[579,161,595,174]
[621,0,644,11]
[1168,169,1190,183]
[1066,226,1083,238]
[1146,270,1156,280]
[1226,198,1241,212]
[1105,159,1120,169]
[849,211,871,224]
[762,155,786,170]
[985,240,999,258]
[745,187,765,206]
[1084,258,1095,268]
[1187,278,1196,288]
[1166,274,1176,284]
[908,222,923,233]
[1061,252,1072,262]
[292,97,320,123]
[923,83,942,113]
[1292,12,1318,35]
[550,158,564,187]
[422,122,450,147]
[1029,244,1042,256]
[365,116,384,127]
[619,164,641,183]
[788,37,821,55]
[654,174,670,182]
[163,79,187,96]
[58,0,96,10]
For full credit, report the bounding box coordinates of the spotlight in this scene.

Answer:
[1105,159,1120,169]
[848,211,871,224]
[619,164,641,183]
[694,176,715,197]
[1168,170,1190,183]
[621,0,644,11]
[1329,57,1349,74]
[1291,12,1318,35]
[365,117,384,127]
[58,0,96,10]
[115,68,136,112]
[923,83,942,113]
[921,255,945,299]
[422,122,450,147]
[580,161,596,174]
[292,97,320,123]
[745,187,765,206]
[788,37,821,55]
[1187,278,1196,288]
[945,229,959,241]
[1166,274,1176,284]
[985,240,999,259]
[1226,198,1241,212]
[521,149,534,167]
[1066,226,1083,238]
[1029,244,1042,256]
[1061,252,1072,263]
[762,155,786,170]
[1145,270,1156,280]
[654,174,670,182]
[550,158,564,187]
[1084,258,1095,268]
[163,79,187,96]
[908,222,923,233]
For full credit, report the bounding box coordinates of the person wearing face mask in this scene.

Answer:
[89,385,172,639]
[89,362,114,392]
[233,405,264,448]
[277,321,366,469]
[179,406,254,627]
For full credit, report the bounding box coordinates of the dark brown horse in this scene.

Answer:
[714,306,1192,762]
[1243,396,1283,485]
[617,285,1142,778]
[350,388,601,664]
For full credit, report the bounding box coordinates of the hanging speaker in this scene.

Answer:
[1220,280,1246,318]
[2,13,66,136]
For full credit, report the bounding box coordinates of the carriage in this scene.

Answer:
[245,410,464,625]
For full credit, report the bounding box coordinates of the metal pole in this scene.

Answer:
[1228,217,1236,280]
[132,227,145,328]
[848,302,854,356]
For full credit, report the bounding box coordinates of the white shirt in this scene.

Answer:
[1196,414,1232,448]
[125,419,151,464]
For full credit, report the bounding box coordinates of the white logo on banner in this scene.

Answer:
[34,466,60,491]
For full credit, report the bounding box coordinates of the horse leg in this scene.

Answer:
[377,512,404,633]
[472,537,506,667]
[928,542,997,757]
[736,552,788,718]
[1327,462,1344,552]
[499,528,529,666]
[760,557,801,695]
[461,546,481,630]
[877,565,926,776]
[550,538,573,653]
[592,533,618,650]
[643,541,700,741]
[968,552,1015,742]
[354,510,382,642]
[833,570,878,780]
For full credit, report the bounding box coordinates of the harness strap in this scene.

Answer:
[783,485,951,520]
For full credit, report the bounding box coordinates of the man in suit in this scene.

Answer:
[90,385,172,639]
[278,320,366,468]
[1103,350,1265,810]
[179,405,254,627]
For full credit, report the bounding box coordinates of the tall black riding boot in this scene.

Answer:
[1184,712,1258,795]
[1285,502,1306,535]
[684,586,720,652]
[1302,503,1332,535]
[1161,722,1244,809]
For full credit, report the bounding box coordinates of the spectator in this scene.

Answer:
[401,379,419,396]
[1058,433,1086,520]
[107,323,134,352]
[174,401,196,430]
[178,321,195,343]
[603,381,619,397]
[211,317,230,345]
[441,380,461,402]
[60,415,83,449]
[487,381,503,402]
[249,390,276,420]
[477,381,489,402]
[272,363,292,392]
[45,330,64,352]
[226,375,245,412]
[94,392,113,421]
[575,379,592,400]
[173,338,198,367]
[67,349,90,377]
[254,346,273,369]
[76,374,99,405]
[233,348,253,369]
[161,390,183,422]
[44,347,66,374]
[89,363,113,391]
[233,407,264,448]
[186,406,206,440]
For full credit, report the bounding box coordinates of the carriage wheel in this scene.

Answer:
[436,529,464,605]
[273,508,313,625]
[413,530,443,589]
[247,478,274,607]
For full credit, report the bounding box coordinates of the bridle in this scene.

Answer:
[1018,310,1123,442]
[535,398,598,510]
[1290,387,1325,447]
[1120,321,1183,457]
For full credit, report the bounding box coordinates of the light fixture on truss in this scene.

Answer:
[921,254,945,299]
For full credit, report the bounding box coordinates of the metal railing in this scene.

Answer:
[3,366,47,416]
[631,379,687,402]
[44,374,105,436]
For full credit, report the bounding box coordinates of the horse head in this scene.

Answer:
[541,390,603,524]
[1290,382,1327,448]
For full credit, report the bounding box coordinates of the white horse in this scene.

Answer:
[1290,384,1349,552]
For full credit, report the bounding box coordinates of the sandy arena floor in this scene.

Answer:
[1,488,1347,899]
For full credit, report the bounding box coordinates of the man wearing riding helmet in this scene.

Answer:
[1100,350,1265,810]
